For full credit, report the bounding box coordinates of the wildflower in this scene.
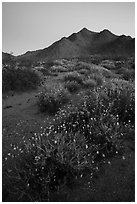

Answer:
[122,156,126,160]
[86,145,88,149]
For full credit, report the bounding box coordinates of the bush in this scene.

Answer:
[75,62,92,71]
[100,60,115,70]
[38,68,52,76]
[102,79,135,125]
[63,73,84,85]
[53,96,122,162]
[78,69,89,75]
[4,128,90,201]
[116,68,135,81]
[57,78,134,132]
[82,79,97,89]
[2,67,40,93]
[38,84,70,114]
[101,69,116,79]
[50,65,68,73]
[65,81,81,93]
[88,74,103,86]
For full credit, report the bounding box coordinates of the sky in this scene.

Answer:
[2,2,135,56]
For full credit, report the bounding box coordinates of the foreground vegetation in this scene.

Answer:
[2,56,135,201]
[2,67,40,93]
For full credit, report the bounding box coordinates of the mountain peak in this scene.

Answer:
[78,27,98,37]
[81,27,89,32]
[79,27,94,34]
[100,29,112,34]
[120,34,132,40]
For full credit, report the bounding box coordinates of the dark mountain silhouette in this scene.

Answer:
[2,52,15,64]
[3,28,135,62]
[98,35,135,56]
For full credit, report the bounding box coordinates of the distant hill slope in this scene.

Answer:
[2,52,15,64]
[3,28,135,62]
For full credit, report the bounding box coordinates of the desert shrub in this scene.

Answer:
[65,81,81,93]
[54,96,122,162]
[57,78,134,133]
[50,73,58,76]
[82,79,97,89]
[89,74,103,86]
[116,68,135,81]
[4,128,92,201]
[2,67,40,93]
[101,69,116,79]
[94,79,135,126]
[91,57,101,65]
[38,84,70,114]
[100,60,115,70]
[50,66,68,73]
[78,68,89,75]
[63,72,84,84]
[103,79,135,125]
[75,62,92,71]
[38,68,52,76]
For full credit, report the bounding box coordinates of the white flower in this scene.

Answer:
[122,156,126,160]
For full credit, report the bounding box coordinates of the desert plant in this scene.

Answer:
[50,65,68,73]
[82,79,97,89]
[75,62,92,71]
[38,84,70,114]
[103,79,135,125]
[4,125,93,201]
[116,68,135,81]
[88,74,103,86]
[100,60,115,70]
[63,72,84,85]
[2,67,40,93]
[78,68,89,75]
[65,81,81,93]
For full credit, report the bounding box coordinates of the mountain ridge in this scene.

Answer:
[3,28,135,62]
